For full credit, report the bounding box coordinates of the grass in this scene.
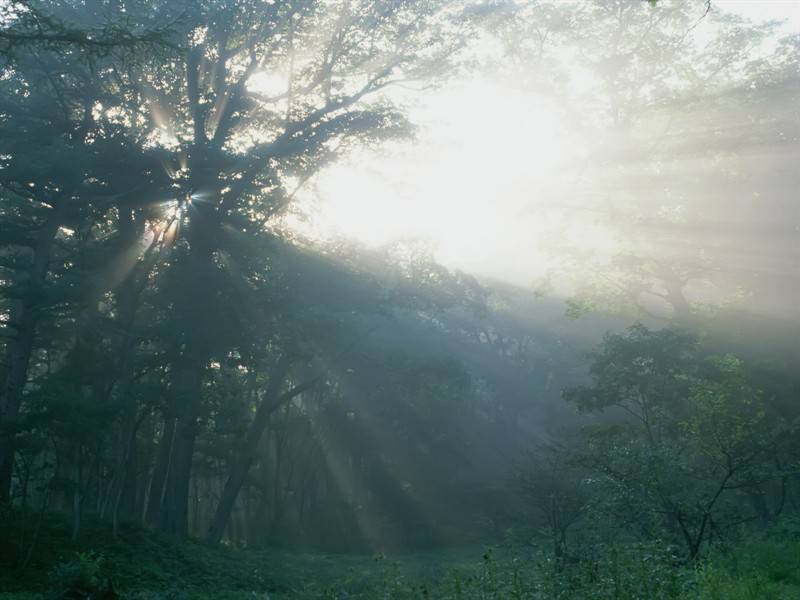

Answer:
[1,508,799,599]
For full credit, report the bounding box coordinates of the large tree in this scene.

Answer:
[0,0,471,538]
[564,325,798,560]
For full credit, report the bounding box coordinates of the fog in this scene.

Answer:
[293,0,799,323]
[1,1,799,597]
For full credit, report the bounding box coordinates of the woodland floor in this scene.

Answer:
[1,508,799,599]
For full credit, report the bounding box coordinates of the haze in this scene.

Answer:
[1,1,799,597]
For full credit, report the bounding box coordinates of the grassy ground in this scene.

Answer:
[1,508,799,599]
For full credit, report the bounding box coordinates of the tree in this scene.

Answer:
[1,1,180,56]
[479,0,799,325]
[0,17,163,500]
[565,325,797,560]
[515,439,589,565]
[0,0,471,538]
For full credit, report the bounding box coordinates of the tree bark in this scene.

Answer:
[0,202,65,501]
[206,360,320,544]
[145,354,205,538]
[0,305,37,502]
[156,362,203,537]
[145,414,176,525]
[103,210,156,527]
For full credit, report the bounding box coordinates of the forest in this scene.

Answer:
[0,0,798,598]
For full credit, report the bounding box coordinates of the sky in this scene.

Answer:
[288,0,800,290]
[717,0,800,30]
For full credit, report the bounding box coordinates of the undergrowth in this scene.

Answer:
[1,507,798,599]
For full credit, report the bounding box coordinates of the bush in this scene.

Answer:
[46,551,107,599]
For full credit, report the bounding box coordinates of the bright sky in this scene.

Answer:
[290,79,577,283]
[290,0,800,287]
[717,0,800,30]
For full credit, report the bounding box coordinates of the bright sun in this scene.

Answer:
[290,77,577,284]
[283,1,800,289]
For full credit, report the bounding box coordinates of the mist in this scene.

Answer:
[1,1,798,598]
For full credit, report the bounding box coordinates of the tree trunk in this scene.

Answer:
[103,208,151,526]
[0,307,37,502]
[151,358,204,537]
[71,445,83,542]
[136,413,156,522]
[145,414,177,525]
[206,358,292,544]
[207,360,320,544]
[0,203,65,501]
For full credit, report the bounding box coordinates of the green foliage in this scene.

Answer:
[47,551,105,599]
[560,325,797,560]
[695,523,800,600]
[564,324,697,415]
[2,2,799,594]
[2,506,799,599]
